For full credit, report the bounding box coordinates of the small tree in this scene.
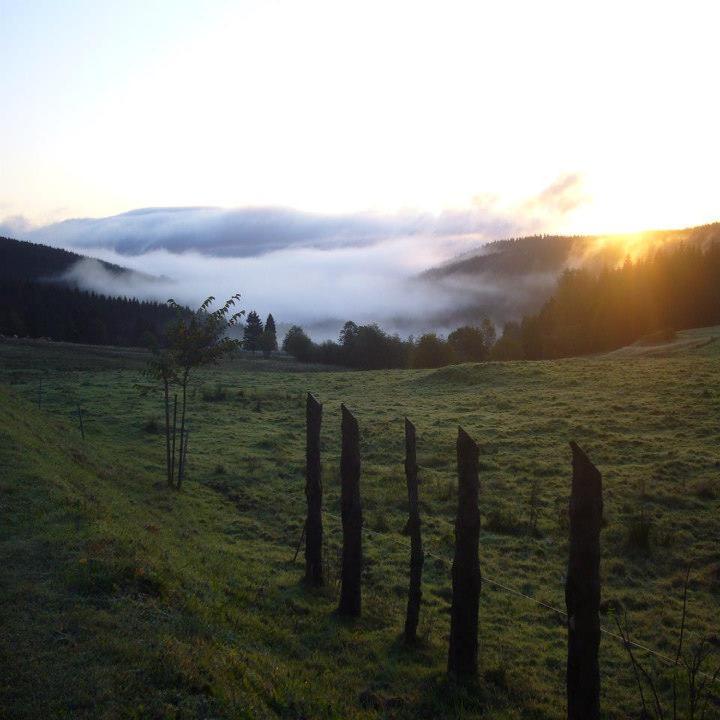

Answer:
[480,317,497,350]
[259,313,278,357]
[264,314,278,349]
[616,568,720,719]
[411,333,455,368]
[145,345,178,488]
[146,294,244,488]
[490,321,523,360]
[447,326,488,362]
[282,325,315,362]
[243,310,264,352]
[339,320,359,349]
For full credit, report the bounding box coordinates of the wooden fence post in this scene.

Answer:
[566,441,603,720]
[338,403,362,617]
[448,426,481,679]
[305,393,323,586]
[403,418,423,644]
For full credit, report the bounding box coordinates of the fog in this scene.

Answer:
[5,175,586,340]
[58,236,508,340]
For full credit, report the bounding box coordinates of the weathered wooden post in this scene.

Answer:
[338,403,362,617]
[403,418,423,644]
[566,441,603,720]
[448,426,481,679]
[305,393,323,586]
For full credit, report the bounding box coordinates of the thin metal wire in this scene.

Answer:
[322,509,718,680]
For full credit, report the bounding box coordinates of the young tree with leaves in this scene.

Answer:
[145,345,178,487]
[146,294,244,488]
[282,325,315,362]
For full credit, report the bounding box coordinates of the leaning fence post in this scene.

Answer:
[403,417,423,644]
[448,426,481,679]
[338,403,362,617]
[305,393,323,586]
[566,441,603,720]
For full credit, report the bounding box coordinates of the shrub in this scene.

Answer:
[142,416,160,434]
[626,509,653,553]
[201,382,227,402]
[527,475,542,537]
[485,507,522,535]
[695,480,717,499]
[436,478,455,502]
[410,333,455,368]
[369,511,389,533]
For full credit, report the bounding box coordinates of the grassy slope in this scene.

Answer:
[1,330,719,719]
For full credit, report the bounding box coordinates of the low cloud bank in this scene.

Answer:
[19,204,519,258]
[4,174,586,339]
[59,257,173,296]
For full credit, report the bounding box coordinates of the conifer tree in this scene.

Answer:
[243,310,264,352]
[263,313,278,351]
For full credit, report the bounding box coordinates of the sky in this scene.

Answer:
[1,0,719,334]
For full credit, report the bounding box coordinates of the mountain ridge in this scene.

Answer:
[423,222,720,280]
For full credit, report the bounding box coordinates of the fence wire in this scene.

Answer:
[319,510,719,683]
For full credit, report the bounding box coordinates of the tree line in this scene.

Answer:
[0,279,183,347]
[282,240,720,367]
[282,319,498,369]
[5,235,719,365]
[241,310,278,355]
[513,240,720,359]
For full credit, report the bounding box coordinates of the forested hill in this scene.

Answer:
[499,238,720,360]
[424,234,582,279]
[0,236,179,347]
[425,222,720,280]
[0,235,132,282]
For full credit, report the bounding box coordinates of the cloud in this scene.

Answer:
[59,257,172,296]
[17,204,518,258]
[10,174,587,259]
[3,175,588,339]
[518,172,588,219]
[0,214,34,238]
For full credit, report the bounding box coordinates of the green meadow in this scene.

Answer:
[1,329,719,719]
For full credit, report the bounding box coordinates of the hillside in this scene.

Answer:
[424,222,720,281]
[0,235,142,283]
[1,334,719,718]
[601,325,720,358]
[0,236,178,346]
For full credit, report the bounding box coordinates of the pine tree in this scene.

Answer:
[243,310,264,352]
[264,313,278,351]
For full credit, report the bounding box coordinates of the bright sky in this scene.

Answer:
[2,0,718,233]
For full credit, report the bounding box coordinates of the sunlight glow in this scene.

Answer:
[1,0,719,233]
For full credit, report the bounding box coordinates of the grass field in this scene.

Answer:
[1,328,719,719]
